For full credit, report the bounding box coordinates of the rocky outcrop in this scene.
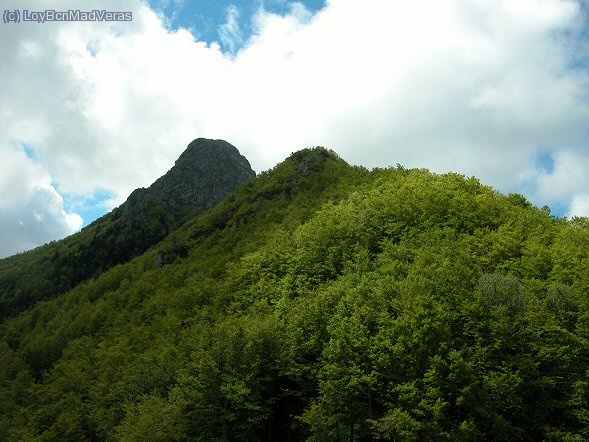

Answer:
[101,138,255,261]
[121,138,255,216]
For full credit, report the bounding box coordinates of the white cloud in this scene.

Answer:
[529,149,589,216]
[0,143,82,258]
[1,0,588,257]
[570,194,589,218]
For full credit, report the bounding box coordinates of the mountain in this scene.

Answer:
[0,138,255,321]
[1,143,589,441]
[117,137,255,217]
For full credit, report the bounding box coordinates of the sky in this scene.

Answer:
[1,0,588,258]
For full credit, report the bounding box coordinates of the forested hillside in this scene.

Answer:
[0,139,254,321]
[1,146,588,441]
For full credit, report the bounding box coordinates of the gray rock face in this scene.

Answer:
[88,138,255,267]
[122,138,255,215]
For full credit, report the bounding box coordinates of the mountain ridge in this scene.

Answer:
[0,138,255,320]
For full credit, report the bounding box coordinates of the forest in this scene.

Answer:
[1,147,588,441]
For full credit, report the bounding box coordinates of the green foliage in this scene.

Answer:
[0,148,588,440]
[0,197,194,322]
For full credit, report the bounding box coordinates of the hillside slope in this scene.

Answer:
[0,138,255,321]
[1,146,588,441]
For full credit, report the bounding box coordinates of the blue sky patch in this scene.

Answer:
[22,143,37,161]
[9,140,38,161]
[547,201,568,218]
[535,150,555,174]
[61,189,116,228]
[148,0,326,52]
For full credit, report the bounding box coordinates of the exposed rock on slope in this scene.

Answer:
[108,137,256,261]
[120,138,255,216]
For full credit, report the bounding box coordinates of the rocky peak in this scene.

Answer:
[98,138,255,268]
[148,138,255,209]
[122,138,255,215]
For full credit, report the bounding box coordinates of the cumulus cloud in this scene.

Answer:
[530,150,589,216]
[0,144,82,258]
[1,0,588,257]
[570,195,589,218]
